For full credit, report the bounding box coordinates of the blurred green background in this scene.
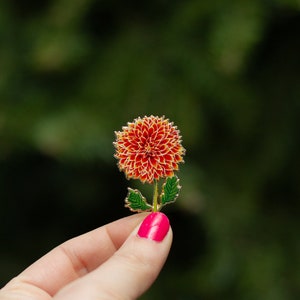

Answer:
[1,0,300,299]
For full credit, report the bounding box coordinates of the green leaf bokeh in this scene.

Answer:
[1,0,300,299]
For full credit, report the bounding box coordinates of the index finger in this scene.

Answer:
[2,213,147,297]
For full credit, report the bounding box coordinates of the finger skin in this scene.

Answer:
[54,220,173,300]
[0,213,147,299]
[1,213,172,300]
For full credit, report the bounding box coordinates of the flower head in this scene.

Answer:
[114,115,185,183]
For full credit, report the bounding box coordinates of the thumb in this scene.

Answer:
[54,212,173,300]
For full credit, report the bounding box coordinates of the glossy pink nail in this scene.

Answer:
[137,212,170,242]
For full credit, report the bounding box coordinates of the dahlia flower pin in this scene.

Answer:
[114,115,185,213]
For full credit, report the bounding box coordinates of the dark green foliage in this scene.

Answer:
[1,0,300,299]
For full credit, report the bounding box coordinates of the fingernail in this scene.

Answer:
[137,212,170,242]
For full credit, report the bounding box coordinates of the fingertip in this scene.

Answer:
[137,212,170,242]
[54,213,173,300]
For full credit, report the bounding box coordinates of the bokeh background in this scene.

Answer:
[1,0,300,299]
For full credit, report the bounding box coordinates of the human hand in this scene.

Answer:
[0,212,172,300]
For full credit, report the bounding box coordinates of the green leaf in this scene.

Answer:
[125,188,152,212]
[160,176,181,206]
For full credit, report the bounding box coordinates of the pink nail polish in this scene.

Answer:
[137,212,170,242]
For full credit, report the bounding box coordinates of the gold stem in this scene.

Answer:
[153,180,158,212]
